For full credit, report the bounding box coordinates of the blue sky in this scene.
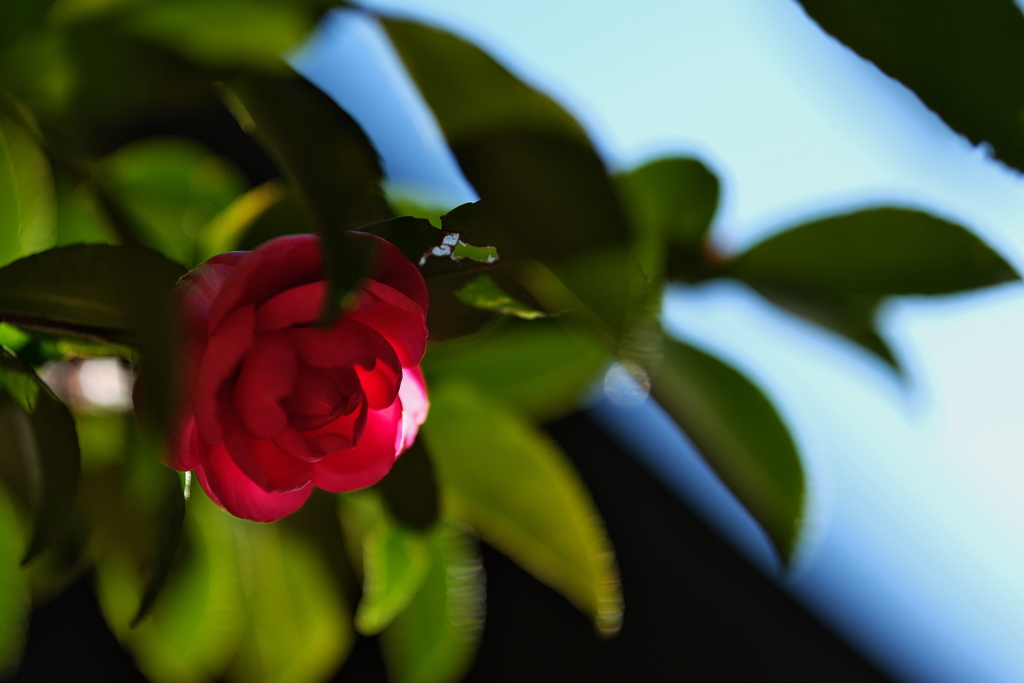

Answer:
[293,3,1024,681]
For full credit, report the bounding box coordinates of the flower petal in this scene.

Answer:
[195,304,254,445]
[288,319,376,370]
[174,252,245,320]
[255,281,325,331]
[397,366,429,453]
[222,412,312,493]
[347,280,428,367]
[196,445,312,522]
[355,232,429,314]
[208,235,323,332]
[233,333,296,439]
[169,415,203,471]
[312,401,401,493]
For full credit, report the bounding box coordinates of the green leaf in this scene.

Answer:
[0,0,55,53]
[131,465,185,627]
[381,18,633,334]
[0,485,29,677]
[380,523,485,683]
[423,381,622,635]
[101,137,248,267]
[199,180,287,258]
[651,338,805,562]
[224,73,390,317]
[794,0,1024,172]
[618,156,719,279]
[226,517,354,683]
[0,349,81,564]
[375,438,440,531]
[94,487,248,683]
[422,320,609,423]
[120,0,316,71]
[727,208,1018,367]
[455,274,545,319]
[0,110,55,268]
[0,244,186,436]
[354,515,431,636]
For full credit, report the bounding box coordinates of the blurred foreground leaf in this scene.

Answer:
[225,73,389,318]
[0,110,55,268]
[422,320,608,423]
[131,465,185,627]
[95,487,247,683]
[652,338,805,562]
[375,438,440,531]
[102,137,247,267]
[424,381,621,635]
[382,18,633,334]
[728,208,1019,367]
[0,486,29,677]
[0,349,81,564]
[794,0,1024,173]
[380,524,485,683]
[618,156,719,279]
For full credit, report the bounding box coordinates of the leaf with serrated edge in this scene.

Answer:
[423,380,621,635]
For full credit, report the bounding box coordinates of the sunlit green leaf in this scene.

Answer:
[423,381,621,635]
[121,0,315,71]
[226,517,354,683]
[375,438,440,531]
[102,137,248,267]
[380,523,485,683]
[618,156,719,280]
[0,350,81,564]
[200,180,287,258]
[382,18,633,334]
[225,72,390,318]
[0,110,55,267]
[794,0,1024,172]
[94,488,248,683]
[354,515,431,636]
[422,320,608,423]
[0,485,29,677]
[727,208,1019,367]
[652,338,805,562]
[455,274,545,319]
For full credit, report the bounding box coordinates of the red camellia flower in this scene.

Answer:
[169,233,429,521]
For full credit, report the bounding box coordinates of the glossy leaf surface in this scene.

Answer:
[354,515,431,636]
[423,381,621,635]
[0,110,54,268]
[652,338,805,562]
[795,0,1024,172]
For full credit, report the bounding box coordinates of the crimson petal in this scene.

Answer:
[196,446,312,522]
[194,304,254,444]
[347,280,428,367]
[312,402,401,492]
[233,333,296,439]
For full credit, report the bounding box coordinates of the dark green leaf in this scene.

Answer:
[200,180,287,258]
[225,73,390,318]
[0,350,81,564]
[730,208,1018,296]
[0,244,186,436]
[618,156,719,278]
[120,0,315,70]
[0,0,55,54]
[380,523,485,683]
[651,338,805,562]
[794,0,1024,172]
[375,438,440,531]
[424,381,622,635]
[382,19,633,334]
[422,320,609,423]
[727,208,1018,368]
[131,466,185,627]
